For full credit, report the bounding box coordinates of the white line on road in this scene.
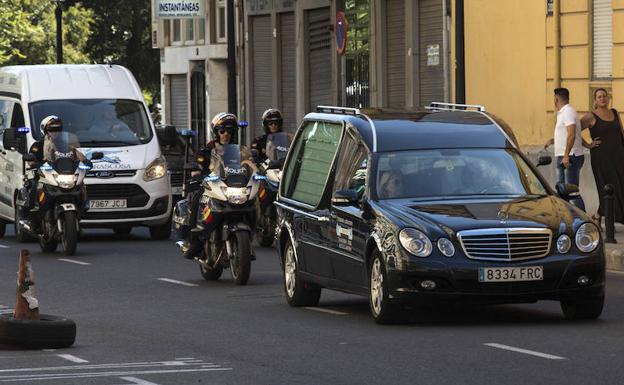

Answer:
[56,355,88,363]
[484,343,566,360]
[157,278,198,287]
[0,368,232,382]
[0,244,9,249]
[58,259,91,266]
[117,377,160,385]
[303,307,348,316]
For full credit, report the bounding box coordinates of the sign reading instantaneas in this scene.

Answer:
[156,0,204,19]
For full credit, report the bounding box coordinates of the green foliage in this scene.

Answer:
[0,0,93,65]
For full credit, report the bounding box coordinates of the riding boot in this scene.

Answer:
[183,232,201,260]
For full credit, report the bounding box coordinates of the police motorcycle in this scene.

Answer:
[254,132,290,247]
[173,143,264,285]
[18,132,102,256]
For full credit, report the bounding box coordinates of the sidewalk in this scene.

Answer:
[603,223,624,272]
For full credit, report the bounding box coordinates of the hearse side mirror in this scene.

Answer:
[90,151,104,160]
[332,189,360,206]
[23,153,36,162]
[537,154,552,167]
[2,127,29,154]
[555,182,579,199]
[156,124,179,147]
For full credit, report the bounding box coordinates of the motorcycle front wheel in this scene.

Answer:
[229,231,251,286]
[60,211,78,256]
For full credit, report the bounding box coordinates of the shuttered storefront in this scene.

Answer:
[169,74,188,129]
[385,0,405,109]
[306,7,332,112]
[279,12,297,132]
[593,0,612,79]
[419,0,444,106]
[251,15,273,137]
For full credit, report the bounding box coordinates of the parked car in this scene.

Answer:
[275,103,605,324]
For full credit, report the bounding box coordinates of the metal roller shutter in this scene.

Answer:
[251,15,273,137]
[593,0,612,79]
[419,0,444,106]
[385,0,405,109]
[306,7,332,112]
[169,74,188,128]
[279,12,297,132]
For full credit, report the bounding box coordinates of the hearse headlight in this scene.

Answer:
[144,156,167,181]
[399,228,432,258]
[575,222,600,253]
[437,238,455,257]
[556,234,571,254]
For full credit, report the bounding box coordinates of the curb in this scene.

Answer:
[605,245,624,272]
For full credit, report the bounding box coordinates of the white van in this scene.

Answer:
[0,64,172,240]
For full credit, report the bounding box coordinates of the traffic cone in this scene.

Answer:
[13,249,40,320]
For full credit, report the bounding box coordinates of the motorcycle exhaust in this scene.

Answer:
[175,240,190,253]
[19,220,32,232]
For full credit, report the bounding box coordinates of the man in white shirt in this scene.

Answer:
[544,87,586,210]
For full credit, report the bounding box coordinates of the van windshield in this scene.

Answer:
[29,99,152,146]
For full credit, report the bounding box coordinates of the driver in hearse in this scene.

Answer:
[20,115,86,232]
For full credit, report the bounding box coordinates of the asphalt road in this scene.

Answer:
[0,226,623,385]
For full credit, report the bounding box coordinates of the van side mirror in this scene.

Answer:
[556,182,579,199]
[2,127,28,154]
[332,189,360,206]
[156,124,178,147]
[537,155,552,167]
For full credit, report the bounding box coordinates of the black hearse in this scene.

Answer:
[275,103,605,324]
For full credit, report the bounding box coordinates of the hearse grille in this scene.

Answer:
[457,228,552,261]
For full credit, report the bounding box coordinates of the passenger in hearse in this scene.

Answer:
[379,170,404,199]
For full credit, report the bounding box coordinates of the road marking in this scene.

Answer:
[56,355,88,363]
[303,307,348,316]
[117,377,160,385]
[0,367,232,382]
[484,343,566,360]
[608,269,624,275]
[157,278,198,287]
[0,244,9,249]
[58,259,91,266]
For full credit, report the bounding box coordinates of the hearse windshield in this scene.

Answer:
[375,148,548,199]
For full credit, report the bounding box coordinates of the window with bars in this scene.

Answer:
[593,0,612,79]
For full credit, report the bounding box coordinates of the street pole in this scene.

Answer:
[54,0,64,64]
[226,0,237,115]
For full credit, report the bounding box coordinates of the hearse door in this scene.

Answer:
[328,134,369,288]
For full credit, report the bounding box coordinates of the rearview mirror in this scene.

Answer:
[537,154,552,167]
[156,124,178,147]
[332,189,360,206]
[90,151,104,160]
[2,127,28,154]
[23,153,36,162]
[556,182,579,198]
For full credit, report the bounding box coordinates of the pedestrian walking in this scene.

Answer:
[544,87,586,210]
[581,88,624,225]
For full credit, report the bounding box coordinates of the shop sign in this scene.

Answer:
[427,44,440,66]
[155,0,204,19]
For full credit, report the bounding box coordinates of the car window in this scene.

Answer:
[281,120,343,207]
[10,103,25,128]
[332,130,368,199]
[0,99,13,142]
[375,148,548,199]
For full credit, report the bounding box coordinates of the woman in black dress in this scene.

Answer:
[581,88,624,225]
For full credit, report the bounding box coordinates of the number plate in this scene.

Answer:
[479,266,543,282]
[89,199,127,209]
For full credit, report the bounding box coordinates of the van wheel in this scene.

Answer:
[561,295,604,320]
[149,219,171,240]
[283,239,321,307]
[0,221,5,239]
[369,252,401,324]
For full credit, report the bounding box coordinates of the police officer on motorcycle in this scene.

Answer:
[183,112,253,259]
[251,108,284,164]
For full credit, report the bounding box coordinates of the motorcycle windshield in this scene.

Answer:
[216,144,250,186]
[266,132,290,162]
[49,132,79,174]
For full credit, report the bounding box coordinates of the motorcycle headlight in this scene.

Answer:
[143,156,167,182]
[575,222,600,253]
[56,174,77,189]
[224,187,249,205]
[399,228,432,258]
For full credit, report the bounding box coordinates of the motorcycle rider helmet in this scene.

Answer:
[40,115,63,135]
[262,108,283,134]
[211,112,238,143]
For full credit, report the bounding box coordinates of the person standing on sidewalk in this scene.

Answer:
[581,88,624,225]
[544,87,586,211]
